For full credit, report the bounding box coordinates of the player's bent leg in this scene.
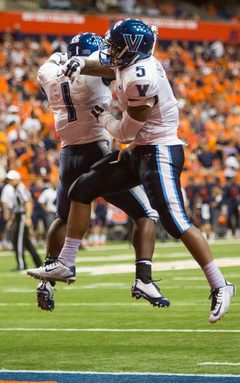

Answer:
[68,151,140,205]
[106,188,170,308]
[46,218,67,259]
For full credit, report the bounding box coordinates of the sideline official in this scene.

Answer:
[6,170,42,271]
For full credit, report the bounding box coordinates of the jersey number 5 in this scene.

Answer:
[61,82,77,122]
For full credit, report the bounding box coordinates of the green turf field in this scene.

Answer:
[0,239,239,375]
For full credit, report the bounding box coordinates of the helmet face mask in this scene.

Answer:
[67,32,102,59]
[99,19,154,68]
[99,38,124,67]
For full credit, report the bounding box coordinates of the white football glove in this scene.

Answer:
[63,57,85,80]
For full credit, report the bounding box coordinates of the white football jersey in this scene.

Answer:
[114,56,184,146]
[38,52,112,147]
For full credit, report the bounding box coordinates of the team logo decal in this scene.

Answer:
[123,34,143,52]
[144,154,152,163]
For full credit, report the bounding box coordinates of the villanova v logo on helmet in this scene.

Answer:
[123,34,143,52]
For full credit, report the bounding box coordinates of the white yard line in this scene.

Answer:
[0,238,240,257]
[0,302,211,306]
[75,257,240,274]
[0,328,239,333]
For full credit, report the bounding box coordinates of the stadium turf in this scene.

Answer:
[0,239,239,377]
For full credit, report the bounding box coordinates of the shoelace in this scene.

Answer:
[150,278,162,292]
[208,288,220,310]
[44,255,58,266]
[47,260,60,268]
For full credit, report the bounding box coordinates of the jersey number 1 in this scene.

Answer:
[61,82,77,122]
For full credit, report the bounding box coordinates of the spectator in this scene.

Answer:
[32,148,52,179]
[210,38,225,59]
[184,176,199,219]
[5,105,20,128]
[51,35,67,53]
[22,110,41,134]
[210,179,224,241]
[196,140,219,174]
[30,178,48,246]
[224,154,240,181]
[90,197,110,246]
[223,177,240,239]
[7,121,28,158]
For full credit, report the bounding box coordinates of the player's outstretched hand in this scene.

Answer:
[90,105,105,121]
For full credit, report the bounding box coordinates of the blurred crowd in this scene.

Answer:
[0,25,239,249]
[39,0,240,22]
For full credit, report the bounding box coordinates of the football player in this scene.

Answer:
[53,18,235,323]
[27,32,169,311]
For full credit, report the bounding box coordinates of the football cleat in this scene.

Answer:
[131,279,170,307]
[209,281,236,323]
[37,280,55,311]
[27,259,76,284]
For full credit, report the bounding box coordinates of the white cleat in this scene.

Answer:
[27,259,76,284]
[209,281,236,323]
[131,279,170,307]
[37,280,55,311]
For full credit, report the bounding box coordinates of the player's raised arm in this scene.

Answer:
[63,56,115,79]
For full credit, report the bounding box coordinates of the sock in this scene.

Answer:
[202,260,225,289]
[88,234,94,244]
[135,258,152,284]
[58,237,81,267]
[93,234,100,243]
[100,234,106,243]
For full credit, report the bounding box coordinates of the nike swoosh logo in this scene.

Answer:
[213,301,222,317]
[45,266,59,272]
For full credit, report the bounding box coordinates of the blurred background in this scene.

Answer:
[0,0,240,249]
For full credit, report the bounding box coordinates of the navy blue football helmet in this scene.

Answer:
[67,32,103,59]
[99,19,154,68]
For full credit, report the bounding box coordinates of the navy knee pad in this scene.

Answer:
[68,174,94,204]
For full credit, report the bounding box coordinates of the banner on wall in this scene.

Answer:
[0,11,239,42]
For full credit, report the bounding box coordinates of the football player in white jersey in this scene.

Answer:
[28,32,169,311]
[43,19,236,323]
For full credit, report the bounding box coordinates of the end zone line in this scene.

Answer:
[1,369,240,377]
